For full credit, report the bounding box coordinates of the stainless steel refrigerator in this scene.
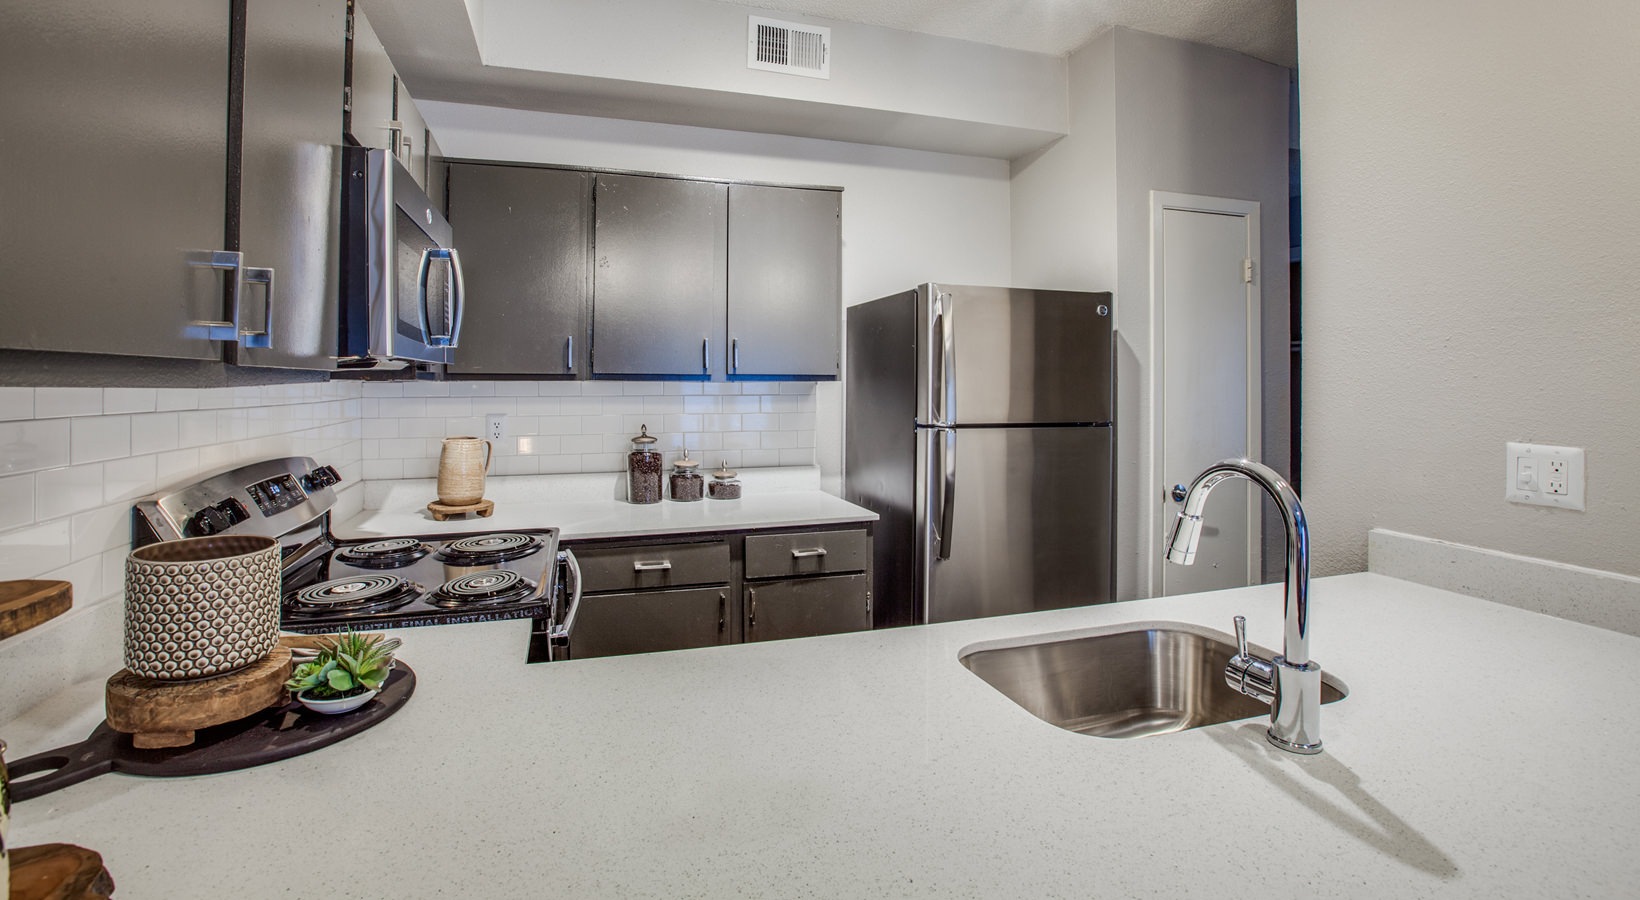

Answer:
[845,284,1114,627]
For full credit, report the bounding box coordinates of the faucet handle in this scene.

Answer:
[1233,615,1249,658]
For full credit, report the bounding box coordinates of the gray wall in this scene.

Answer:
[1297,0,1640,578]
[1012,27,1292,600]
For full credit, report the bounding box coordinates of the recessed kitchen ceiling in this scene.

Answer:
[733,0,1297,66]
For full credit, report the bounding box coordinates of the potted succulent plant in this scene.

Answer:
[285,631,401,714]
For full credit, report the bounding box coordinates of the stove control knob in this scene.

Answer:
[186,506,230,537]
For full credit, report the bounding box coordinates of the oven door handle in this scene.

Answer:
[547,548,583,661]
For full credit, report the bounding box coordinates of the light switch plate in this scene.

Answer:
[1505,442,1585,510]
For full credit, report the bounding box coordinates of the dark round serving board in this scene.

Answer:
[8,663,415,802]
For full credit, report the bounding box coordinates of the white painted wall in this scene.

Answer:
[419,100,1014,493]
[478,0,1066,134]
[1011,27,1291,601]
[1297,0,1640,578]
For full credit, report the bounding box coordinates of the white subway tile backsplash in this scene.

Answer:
[353,379,816,476]
[34,387,103,418]
[0,519,72,582]
[742,449,780,467]
[103,387,158,414]
[177,409,217,447]
[0,474,36,531]
[0,387,34,421]
[36,463,103,520]
[71,503,129,559]
[130,412,181,455]
[154,388,202,411]
[103,454,157,503]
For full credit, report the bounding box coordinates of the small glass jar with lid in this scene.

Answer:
[627,424,662,504]
[669,450,704,502]
[707,461,742,500]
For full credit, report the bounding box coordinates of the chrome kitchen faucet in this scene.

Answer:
[1166,458,1323,754]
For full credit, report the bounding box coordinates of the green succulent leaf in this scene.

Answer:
[326,668,355,692]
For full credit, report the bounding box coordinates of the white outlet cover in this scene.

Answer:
[486,413,508,441]
[1505,442,1585,510]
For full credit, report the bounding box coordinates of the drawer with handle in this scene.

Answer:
[744,529,869,580]
[570,540,731,594]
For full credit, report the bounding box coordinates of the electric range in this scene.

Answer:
[132,457,579,653]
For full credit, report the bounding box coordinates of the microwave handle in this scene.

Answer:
[415,247,465,348]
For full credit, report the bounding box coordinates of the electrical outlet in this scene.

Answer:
[1505,442,1585,510]
[486,413,507,441]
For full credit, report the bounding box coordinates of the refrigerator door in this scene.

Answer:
[916,284,1113,426]
[916,425,1112,623]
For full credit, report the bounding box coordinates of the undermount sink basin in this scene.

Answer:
[959,624,1347,739]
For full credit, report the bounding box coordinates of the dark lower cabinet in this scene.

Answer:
[568,586,730,659]
[745,574,871,643]
[553,523,873,661]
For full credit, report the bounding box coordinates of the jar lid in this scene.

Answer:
[630,424,658,446]
[673,455,700,471]
[713,461,738,480]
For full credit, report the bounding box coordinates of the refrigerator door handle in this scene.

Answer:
[941,291,956,426]
[937,427,956,560]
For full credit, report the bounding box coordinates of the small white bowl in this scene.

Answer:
[296,689,379,715]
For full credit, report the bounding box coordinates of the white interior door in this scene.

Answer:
[1156,199,1261,596]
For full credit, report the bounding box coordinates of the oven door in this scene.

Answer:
[342,146,464,366]
[528,549,582,663]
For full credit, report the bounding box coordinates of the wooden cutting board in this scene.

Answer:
[6,843,115,900]
[0,579,72,640]
[105,647,293,749]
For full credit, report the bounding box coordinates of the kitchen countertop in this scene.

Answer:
[337,465,877,541]
[6,572,1639,898]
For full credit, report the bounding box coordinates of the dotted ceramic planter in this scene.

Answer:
[123,535,282,681]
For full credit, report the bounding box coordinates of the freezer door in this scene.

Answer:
[916,285,1113,425]
[917,425,1112,623]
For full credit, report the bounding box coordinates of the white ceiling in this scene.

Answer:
[735,0,1297,66]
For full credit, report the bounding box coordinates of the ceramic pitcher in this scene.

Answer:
[437,436,492,505]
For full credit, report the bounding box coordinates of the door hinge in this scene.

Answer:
[1242,258,1254,284]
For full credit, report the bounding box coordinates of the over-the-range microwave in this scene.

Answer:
[338,146,465,369]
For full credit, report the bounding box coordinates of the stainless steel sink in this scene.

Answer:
[959,624,1347,739]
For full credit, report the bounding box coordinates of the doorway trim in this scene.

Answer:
[1147,191,1263,597]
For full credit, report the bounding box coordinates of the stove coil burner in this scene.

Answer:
[336,537,433,568]
[287,574,420,615]
[429,570,537,608]
[434,533,544,565]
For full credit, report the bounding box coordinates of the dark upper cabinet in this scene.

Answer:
[1,0,342,370]
[230,0,344,370]
[592,174,728,378]
[2,0,232,362]
[446,164,591,376]
[727,184,841,379]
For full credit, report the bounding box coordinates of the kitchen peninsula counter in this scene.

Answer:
[6,573,1639,898]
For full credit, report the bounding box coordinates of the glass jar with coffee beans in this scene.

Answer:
[707,462,742,500]
[669,450,704,502]
[626,425,662,504]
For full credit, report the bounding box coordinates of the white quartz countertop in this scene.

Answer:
[337,465,876,541]
[7,573,1640,898]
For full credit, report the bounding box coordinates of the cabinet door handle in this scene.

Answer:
[632,560,672,572]
[748,586,757,632]
[565,335,575,372]
[188,250,244,343]
[732,338,739,373]
[718,591,726,634]
[790,548,828,559]
[702,337,710,373]
[239,266,274,349]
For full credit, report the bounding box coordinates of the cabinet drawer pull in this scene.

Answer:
[633,560,673,572]
[790,548,828,559]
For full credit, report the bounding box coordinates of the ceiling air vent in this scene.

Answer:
[747,16,830,79]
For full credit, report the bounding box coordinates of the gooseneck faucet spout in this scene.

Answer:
[1166,458,1322,754]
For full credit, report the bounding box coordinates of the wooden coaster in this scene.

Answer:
[105,647,293,749]
[426,497,494,521]
[0,579,72,640]
[7,843,115,900]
